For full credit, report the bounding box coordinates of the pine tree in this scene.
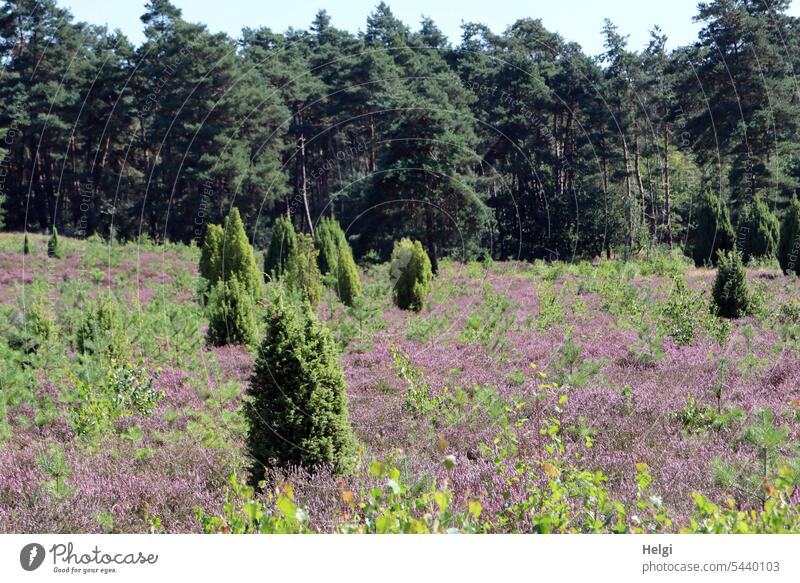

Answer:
[390,238,432,311]
[778,194,800,275]
[738,193,780,263]
[692,191,735,266]
[285,233,323,307]
[246,289,356,482]
[264,216,297,279]
[712,249,751,319]
[206,275,259,347]
[335,246,361,307]
[47,227,63,259]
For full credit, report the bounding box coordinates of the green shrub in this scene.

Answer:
[75,293,128,359]
[47,227,64,259]
[221,208,263,299]
[315,216,347,276]
[738,193,780,263]
[692,190,734,266]
[659,276,703,346]
[778,194,800,275]
[390,238,432,311]
[335,246,361,307]
[264,216,297,279]
[206,276,259,347]
[712,249,751,319]
[23,234,30,255]
[199,223,224,285]
[246,289,357,481]
[285,233,323,307]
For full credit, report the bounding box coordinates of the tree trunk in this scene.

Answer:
[299,134,314,237]
[663,126,673,248]
[622,137,633,253]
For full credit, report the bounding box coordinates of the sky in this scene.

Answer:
[58,0,800,56]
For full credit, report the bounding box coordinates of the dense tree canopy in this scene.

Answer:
[2,0,800,264]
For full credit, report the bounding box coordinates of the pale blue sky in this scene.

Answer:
[59,0,800,55]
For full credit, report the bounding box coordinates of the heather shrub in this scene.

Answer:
[389,238,432,311]
[284,233,323,307]
[738,193,780,263]
[75,293,128,360]
[778,194,800,275]
[335,246,361,307]
[199,223,224,286]
[692,190,734,266]
[315,216,347,276]
[246,289,357,482]
[264,216,297,279]
[47,226,64,259]
[218,208,263,299]
[206,276,259,347]
[712,249,752,319]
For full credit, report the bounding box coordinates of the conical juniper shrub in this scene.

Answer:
[206,275,259,347]
[47,226,63,259]
[390,238,432,311]
[314,216,347,276]
[264,216,298,280]
[692,190,734,267]
[712,249,752,319]
[23,234,30,255]
[738,192,780,263]
[285,233,323,307]
[219,208,263,300]
[336,245,362,307]
[778,194,800,275]
[199,223,224,286]
[246,287,357,483]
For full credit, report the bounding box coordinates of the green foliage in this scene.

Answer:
[314,216,347,276]
[692,190,734,266]
[264,216,298,280]
[659,276,703,346]
[199,223,224,286]
[671,394,745,434]
[246,289,357,481]
[284,233,323,307]
[712,248,752,319]
[23,234,30,255]
[218,208,263,299]
[47,227,64,259]
[389,238,432,311]
[196,473,309,533]
[778,194,800,275]
[391,347,450,417]
[335,245,362,307]
[205,276,259,347]
[69,360,162,437]
[75,293,128,360]
[738,193,780,263]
